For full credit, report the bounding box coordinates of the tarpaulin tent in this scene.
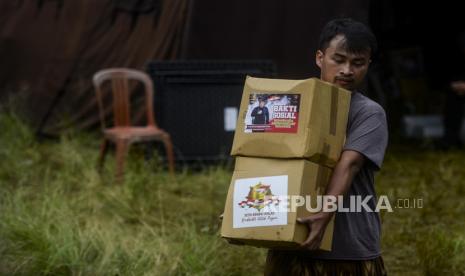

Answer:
[0,0,189,135]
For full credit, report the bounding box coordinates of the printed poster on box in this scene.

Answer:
[233,175,288,228]
[244,93,300,133]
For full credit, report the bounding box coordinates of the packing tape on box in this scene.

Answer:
[330,86,338,136]
[316,160,332,195]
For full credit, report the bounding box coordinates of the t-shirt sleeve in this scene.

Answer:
[343,105,388,170]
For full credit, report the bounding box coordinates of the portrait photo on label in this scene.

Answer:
[244,93,300,133]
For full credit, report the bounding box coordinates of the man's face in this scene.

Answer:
[259,101,265,108]
[316,35,371,91]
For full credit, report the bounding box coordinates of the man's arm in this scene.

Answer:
[251,107,258,116]
[297,150,365,250]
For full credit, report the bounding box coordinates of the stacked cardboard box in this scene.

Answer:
[221,76,351,250]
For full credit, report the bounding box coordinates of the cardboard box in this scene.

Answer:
[230,76,351,168]
[221,157,334,250]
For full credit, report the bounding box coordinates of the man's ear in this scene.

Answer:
[316,50,324,68]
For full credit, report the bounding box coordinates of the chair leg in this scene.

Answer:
[162,135,175,175]
[97,139,109,173]
[115,139,130,183]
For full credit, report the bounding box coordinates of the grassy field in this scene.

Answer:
[1,110,465,276]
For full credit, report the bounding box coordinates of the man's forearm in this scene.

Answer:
[297,150,365,249]
[323,150,365,212]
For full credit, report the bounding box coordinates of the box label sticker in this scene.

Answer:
[233,175,288,228]
[244,93,300,133]
[224,107,238,131]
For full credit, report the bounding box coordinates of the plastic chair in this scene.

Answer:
[93,68,175,182]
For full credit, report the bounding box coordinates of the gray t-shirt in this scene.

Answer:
[307,91,388,260]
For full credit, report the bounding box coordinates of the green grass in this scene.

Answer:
[1,111,465,275]
[377,147,465,275]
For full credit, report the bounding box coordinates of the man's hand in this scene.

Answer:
[297,212,334,250]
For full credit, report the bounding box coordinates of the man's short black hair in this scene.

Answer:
[318,18,377,58]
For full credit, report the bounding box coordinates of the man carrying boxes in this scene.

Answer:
[221,18,388,275]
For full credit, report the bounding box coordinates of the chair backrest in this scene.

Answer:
[92,68,156,129]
